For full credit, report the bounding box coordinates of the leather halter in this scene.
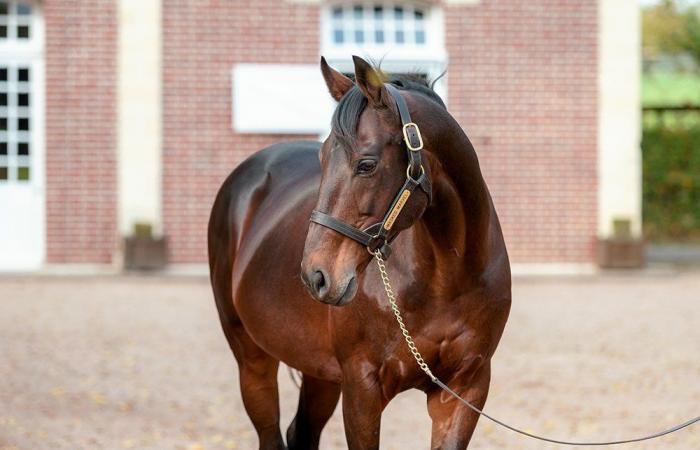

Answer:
[309,83,432,259]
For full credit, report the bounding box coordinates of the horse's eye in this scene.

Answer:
[355,159,378,175]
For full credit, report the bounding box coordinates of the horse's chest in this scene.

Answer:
[375,316,481,394]
[370,337,477,402]
[333,292,492,393]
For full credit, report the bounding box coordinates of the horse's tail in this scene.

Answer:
[287,365,302,389]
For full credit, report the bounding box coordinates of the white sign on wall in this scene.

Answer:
[232,64,335,134]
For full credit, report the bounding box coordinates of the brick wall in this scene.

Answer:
[446,0,598,263]
[162,0,598,264]
[45,0,118,264]
[162,0,319,263]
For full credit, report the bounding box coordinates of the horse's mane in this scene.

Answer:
[331,71,446,147]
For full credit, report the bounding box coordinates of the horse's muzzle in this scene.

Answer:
[301,268,357,306]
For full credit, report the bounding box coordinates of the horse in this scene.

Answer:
[208,55,511,450]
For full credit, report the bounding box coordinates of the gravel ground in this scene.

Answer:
[0,270,699,450]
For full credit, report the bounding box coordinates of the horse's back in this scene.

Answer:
[210,141,318,248]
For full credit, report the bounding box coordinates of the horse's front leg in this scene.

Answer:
[427,364,491,450]
[341,365,385,450]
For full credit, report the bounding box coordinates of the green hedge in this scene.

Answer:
[642,124,700,241]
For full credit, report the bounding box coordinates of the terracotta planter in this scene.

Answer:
[597,238,645,269]
[123,236,168,271]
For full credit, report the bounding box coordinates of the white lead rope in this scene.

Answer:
[373,251,700,446]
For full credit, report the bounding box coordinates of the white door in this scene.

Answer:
[0,1,44,271]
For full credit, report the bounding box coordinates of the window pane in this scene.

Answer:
[326,4,430,49]
[0,25,7,38]
[0,166,7,180]
[17,25,30,39]
[0,93,6,106]
[354,29,364,44]
[0,3,7,16]
[0,117,6,131]
[18,92,28,106]
[18,117,29,130]
[353,5,362,19]
[18,68,29,82]
[0,142,6,155]
[17,166,29,181]
[375,29,384,44]
[17,3,31,15]
[17,142,28,155]
[0,68,6,82]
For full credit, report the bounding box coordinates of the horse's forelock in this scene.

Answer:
[330,86,367,151]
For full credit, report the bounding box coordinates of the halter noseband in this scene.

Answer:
[309,83,432,259]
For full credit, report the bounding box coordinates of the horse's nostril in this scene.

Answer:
[312,270,327,294]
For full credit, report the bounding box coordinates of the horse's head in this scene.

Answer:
[301,56,431,306]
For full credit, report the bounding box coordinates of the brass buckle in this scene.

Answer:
[406,164,425,182]
[402,122,424,151]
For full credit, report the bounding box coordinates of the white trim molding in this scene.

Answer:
[597,0,642,239]
[117,0,163,238]
[511,263,598,277]
[40,264,119,276]
[232,64,336,134]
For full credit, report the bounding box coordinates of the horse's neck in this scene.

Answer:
[417,123,493,275]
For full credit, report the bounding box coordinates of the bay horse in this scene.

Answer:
[208,56,511,450]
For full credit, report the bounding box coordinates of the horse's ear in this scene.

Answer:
[320,56,353,102]
[352,55,390,109]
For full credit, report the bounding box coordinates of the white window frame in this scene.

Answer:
[0,0,46,270]
[321,2,447,102]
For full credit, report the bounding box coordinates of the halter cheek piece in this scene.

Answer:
[309,84,432,260]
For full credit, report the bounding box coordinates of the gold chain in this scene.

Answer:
[373,250,436,382]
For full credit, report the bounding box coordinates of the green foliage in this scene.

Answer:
[679,9,700,66]
[642,1,688,58]
[642,0,700,67]
[641,2,700,242]
[642,123,700,241]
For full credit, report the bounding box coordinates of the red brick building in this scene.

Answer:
[0,0,641,273]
